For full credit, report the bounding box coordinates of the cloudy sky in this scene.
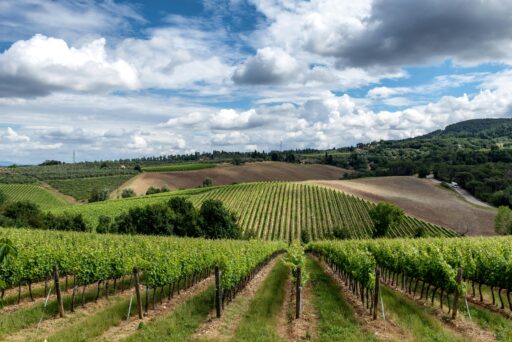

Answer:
[1,0,512,163]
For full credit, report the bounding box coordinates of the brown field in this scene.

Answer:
[312,176,497,236]
[117,162,348,196]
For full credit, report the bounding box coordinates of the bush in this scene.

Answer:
[300,228,310,244]
[145,186,169,195]
[3,201,44,228]
[112,204,174,236]
[168,197,201,237]
[89,188,109,203]
[495,206,512,235]
[417,166,430,178]
[44,213,88,232]
[121,188,136,198]
[134,164,142,172]
[369,202,404,237]
[199,199,240,239]
[202,178,213,187]
[0,191,6,206]
[333,226,350,240]
[96,215,112,234]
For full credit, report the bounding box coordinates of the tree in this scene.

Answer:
[495,206,512,235]
[369,203,404,237]
[333,226,350,240]
[199,199,240,239]
[300,228,310,244]
[134,164,142,172]
[89,188,109,202]
[121,188,136,198]
[167,197,201,237]
[0,190,6,206]
[417,166,430,178]
[3,201,44,228]
[96,215,112,234]
[202,177,213,187]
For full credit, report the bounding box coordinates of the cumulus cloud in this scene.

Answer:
[0,35,139,98]
[211,131,250,146]
[233,47,300,85]
[2,127,30,142]
[210,109,266,129]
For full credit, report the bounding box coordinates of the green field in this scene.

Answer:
[142,163,217,172]
[47,174,135,201]
[0,184,69,210]
[51,182,455,239]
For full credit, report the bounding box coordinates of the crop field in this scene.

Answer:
[313,176,497,236]
[47,175,135,201]
[51,182,455,239]
[0,184,70,210]
[142,162,217,172]
[125,161,349,195]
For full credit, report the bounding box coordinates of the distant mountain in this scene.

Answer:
[422,118,512,139]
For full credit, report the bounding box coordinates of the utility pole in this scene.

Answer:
[73,150,76,164]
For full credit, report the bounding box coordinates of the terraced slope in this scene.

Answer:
[0,183,70,210]
[51,182,456,240]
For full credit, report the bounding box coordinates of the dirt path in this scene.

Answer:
[312,176,496,236]
[429,178,494,208]
[94,276,214,342]
[381,281,496,342]
[277,271,317,341]
[193,257,281,341]
[314,256,409,342]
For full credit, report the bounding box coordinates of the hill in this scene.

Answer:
[0,184,70,210]
[51,181,456,240]
[313,176,496,236]
[114,162,349,196]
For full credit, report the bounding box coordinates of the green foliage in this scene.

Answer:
[333,226,350,240]
[167,197,201,237]
[0,190,6,206]
[199,199,240,239]
[134,164,142,172]
[121,188,136,198]
[96,215,112,234]
[301,228,310,244]
[284,242,308,285]
[495,206,512,235]
[145,186,169,195]
[3,201,44,228]
[89,188,110,203]
[202,177,213,187]
[143,163,216,172]
[369,202,404,237]
[417,166,430,178]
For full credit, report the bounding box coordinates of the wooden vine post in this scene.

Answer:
[133,267,143,319]
[296,267,302,319]
[53,264,64,318]
[452,267,463,319]
[215,265,222,318]
[373,268,380,320]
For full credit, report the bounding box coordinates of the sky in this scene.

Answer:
[1,0,512,164]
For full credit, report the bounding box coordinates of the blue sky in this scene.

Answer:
[0,0,511,163]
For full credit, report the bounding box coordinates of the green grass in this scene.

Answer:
[125,286,214,342]
[231,260,288,341]
[460,301,512,342]
[143,163,217,172]
[0,184,69,210]
[307,257,377,342]
[380,287,465,341]
[50,182,455,239]
[47,174,135,201]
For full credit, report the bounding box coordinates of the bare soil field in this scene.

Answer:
[312,176,496,236]
[120,162,348,196]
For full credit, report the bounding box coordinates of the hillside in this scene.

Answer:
[52,182,456,240]
[0,184,70,210]
[115,162,349,196]
[313,176,496,236]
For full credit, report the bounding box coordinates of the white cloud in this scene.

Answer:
[211,131,250,146]
[210,108,266,129]
[3,127,30,142]
[0,34,139,98]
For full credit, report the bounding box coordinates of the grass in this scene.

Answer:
[143,163,217,172]
[307,257,378,342]
[380,287,465,341]
[460,301,512,342]
[124,286,214,342]
[231,259,288,341]
[47,174,135,201]
[0,184,69,210]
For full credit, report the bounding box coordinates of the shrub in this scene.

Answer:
[3,201,44,228]
[112,204,173,236]
[300,228,310,244]
[89,188,109,203]
[199,199,240,239]
[417,166,430,178]
[495,206,512,235]
[96,215,112,234]
[167,197,201,237]
[333,226,350,240]
[0,190,6,206]
[134,164,142,172]
[202,177,213,187]
[121,188,136,198]
[369,202,404,238]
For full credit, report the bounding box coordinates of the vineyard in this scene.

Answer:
[142,162,217,172]
[0,184,70,210]
[50,182,456,239]
[47,174,135,201]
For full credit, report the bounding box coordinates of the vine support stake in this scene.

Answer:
[133,267,143,319]
[373,268,380,320]
[452,267,463,319]
[53,264,64,318]
[296,266,302,319]
[215,265,222,318]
